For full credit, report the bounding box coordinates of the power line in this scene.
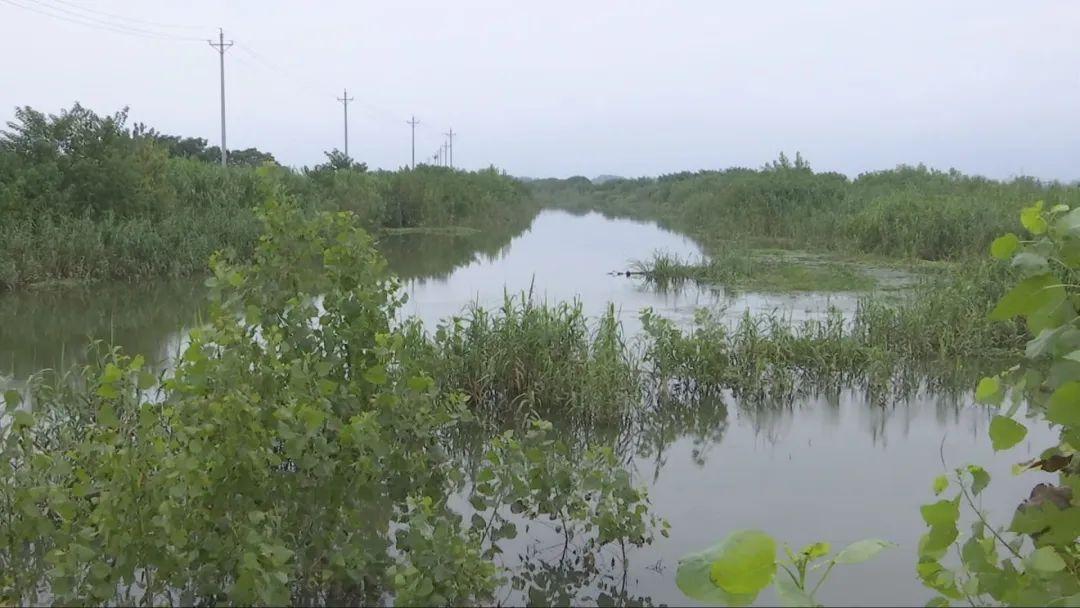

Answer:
[5,0,204,41]
[5,0,462,168]
[42,0,207,30]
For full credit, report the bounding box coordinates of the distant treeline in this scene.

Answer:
[0,104,530,290]
[528,152,1080,260]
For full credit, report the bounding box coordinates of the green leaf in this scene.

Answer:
[1047,381,1080,427]
[801,541,830,560]
[676,544,758,606]
[1025,546,1066,574]
[932,475,948,495]
[12,410,34,430]
[989,274,1061,321]
[708,530,777,595]
[98,403,119,428]
[974,377,1002,405]
[137,371,157,390]
[363,365,388,386]
[407,375,433,392]
[1021,201,1047,235]
[989,416,1027,451]
[3,389,20,409]
[834,538,893,564]
[298,406,326,433]
[921,499,960,527]
[966,465,990,496]
[990,233,1020,260]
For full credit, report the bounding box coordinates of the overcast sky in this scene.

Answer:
[2,0,1078,179]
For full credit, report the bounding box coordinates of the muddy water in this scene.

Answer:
[0,209,1045,606]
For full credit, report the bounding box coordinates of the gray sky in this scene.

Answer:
[3,0,1078,179]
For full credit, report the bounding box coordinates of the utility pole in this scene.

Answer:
[406,115,420,168]
[208,28,233,167]
[442,141,449,168]
[337,89,354,158]
[444,127,454,169]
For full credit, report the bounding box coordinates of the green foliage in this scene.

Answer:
[677,531,891,606]
[0,200,659,605]
[916,201,1080,607]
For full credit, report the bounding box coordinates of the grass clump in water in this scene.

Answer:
[630,249,877,292]
[405,293,639,424]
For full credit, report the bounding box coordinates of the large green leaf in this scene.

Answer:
[676,543,758,606]
[1021,201,1047,235]
[989,274,1061,321]
[974,377,1002,405]
[990,233,1020,260]
[709,530,778,595]
[1025,546,1066,574]
[834,538,893,564]
[989,416,1027,451]
[1047,381,1080,427]
[921,499,960,527]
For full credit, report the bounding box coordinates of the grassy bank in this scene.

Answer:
[0,104,532,290]
[528,158,1080,262]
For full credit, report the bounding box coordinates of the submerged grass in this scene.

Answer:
[630,249,879,292]
[380,226,482,237]
[640,260,1024,402]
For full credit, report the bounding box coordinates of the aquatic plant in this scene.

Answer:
[677,531,892,606]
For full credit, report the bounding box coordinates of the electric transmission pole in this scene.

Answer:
[406,115,420,168]
[208,28,233,167]
[337,89,354,158]
[444,128,454,169]
[442,141,449,168]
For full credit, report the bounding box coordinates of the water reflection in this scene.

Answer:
[0,279,203,382]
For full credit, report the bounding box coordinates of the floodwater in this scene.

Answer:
[0,209,1052,606]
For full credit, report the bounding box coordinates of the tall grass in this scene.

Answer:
[1,162,531,290]
[403,292,639,423]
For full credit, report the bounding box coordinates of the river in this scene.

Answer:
[0,209,1052,606]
